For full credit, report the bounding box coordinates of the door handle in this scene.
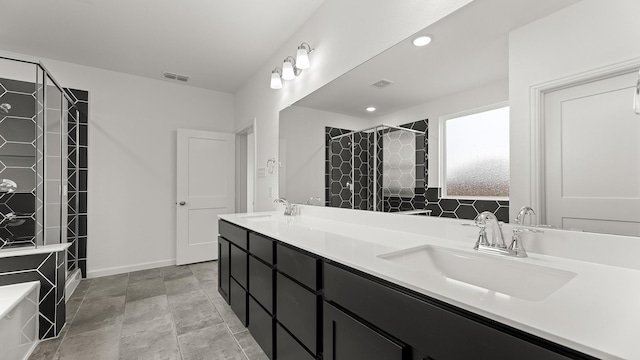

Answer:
[179,201,186,206]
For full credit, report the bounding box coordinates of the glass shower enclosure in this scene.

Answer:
[0,57,73,254]
[327,124,426,212]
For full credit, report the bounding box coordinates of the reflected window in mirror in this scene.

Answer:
[442,105,510,199]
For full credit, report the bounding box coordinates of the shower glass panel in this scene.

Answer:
[0,57,70,251]
[327,124,424,212]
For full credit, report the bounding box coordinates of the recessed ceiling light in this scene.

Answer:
[412,35,432,47]
[366,107,376,112]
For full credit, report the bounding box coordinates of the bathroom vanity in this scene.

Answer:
[218,207,640,360]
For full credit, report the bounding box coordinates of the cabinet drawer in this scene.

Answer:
[230,244,248,289]
[276,272,318,354]
[276,323,315,360]
[218,237,230,303]
[277,244,320,290]
[248,297,273,359]
[230,278,248,327]
[249,232,274,264]
[219,220,247,250]
[249,256,274,313]
[323,302,407,360]
[324,263,577,360]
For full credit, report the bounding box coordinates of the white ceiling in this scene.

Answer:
[0,0,325,92]
[295,0,580,119]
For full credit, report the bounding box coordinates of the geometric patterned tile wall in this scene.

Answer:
[0,250,66,339]
[0,78,38,250]
[325,119,509,222]
[64,88,88,278]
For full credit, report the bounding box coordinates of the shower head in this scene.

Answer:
[0,103,11,114]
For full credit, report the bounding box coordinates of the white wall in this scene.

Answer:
[509,0,640,220]
[234,0,474,211]
[279,105,370,204]
[373,79,508,188]
[0,50,234,277]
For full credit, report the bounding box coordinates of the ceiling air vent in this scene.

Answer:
[163,72,190,82]
[371,79,393,88]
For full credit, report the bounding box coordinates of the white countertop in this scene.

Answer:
[220,208,640,360]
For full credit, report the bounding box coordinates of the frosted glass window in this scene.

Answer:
[443,106,509,198]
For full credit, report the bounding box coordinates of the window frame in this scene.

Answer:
[439,101,510,201]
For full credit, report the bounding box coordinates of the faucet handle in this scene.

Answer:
[507,228,542,258]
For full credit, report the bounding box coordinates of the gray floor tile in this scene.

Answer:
[189,262,218,282]
[65,297,83,323]
[121,295,173,337]
[55,324,121,360]
[199,280,221,301]
[164,275,201,296]
[235,330,269,360]
[177,324,246,360]
[85,274,129,300]
[125,277,166,302]
[67,295,125,337]
[168,289,224,336]
[128,267,167,283]
[69,280,91,300]
[163,265,193,281]
[210,296,245,335]
[119,320,180,360]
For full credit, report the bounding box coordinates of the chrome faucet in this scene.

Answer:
[466,211,542,258]
[274,198,297,216]
[515,206,535,225]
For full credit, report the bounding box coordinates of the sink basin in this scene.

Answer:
[378,245,576,301]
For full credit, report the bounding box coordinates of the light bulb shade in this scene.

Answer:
[296,48,310,69]
[282,59,296,80]
[270,70,282,89]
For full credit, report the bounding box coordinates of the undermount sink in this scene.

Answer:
[378,245,576,301]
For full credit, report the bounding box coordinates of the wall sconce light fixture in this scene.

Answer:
[296,43,312,69]
[270,42,314,89]
[270,68,283,89]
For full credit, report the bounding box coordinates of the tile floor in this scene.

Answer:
[28,261,268,360]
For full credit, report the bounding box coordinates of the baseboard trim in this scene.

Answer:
[86,259,176,279]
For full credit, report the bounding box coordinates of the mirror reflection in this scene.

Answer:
[279,0,640,236]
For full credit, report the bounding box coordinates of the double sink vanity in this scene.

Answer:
[217,206,640,360]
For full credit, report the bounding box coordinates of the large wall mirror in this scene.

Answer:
[279,0,640,237]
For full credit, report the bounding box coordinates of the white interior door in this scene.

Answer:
[544,70,640,236]
[177,129,235,265]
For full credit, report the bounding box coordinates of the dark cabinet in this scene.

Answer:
[249,232,274,264]
[248,297,273,359]
[249,256,274,313]
[276,323,315,360]
[218,237,230,303]
[220,220,247,249]
[276,272,319,355]
[276,243,320,290]
[324,263,582,360]
[323,302,408,360]
[230,243,248,289]
[230,277,248,326]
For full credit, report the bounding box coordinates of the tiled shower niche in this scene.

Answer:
[325,119,509,222]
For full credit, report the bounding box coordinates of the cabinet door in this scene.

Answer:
[230,243,248,289]
[276,273,318,354]
[276,323,315,360]
[324,302,407,360]
[249,256,274,313]
[230,277,248,326]
[218,237,230,303]
[248,296,273,359]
